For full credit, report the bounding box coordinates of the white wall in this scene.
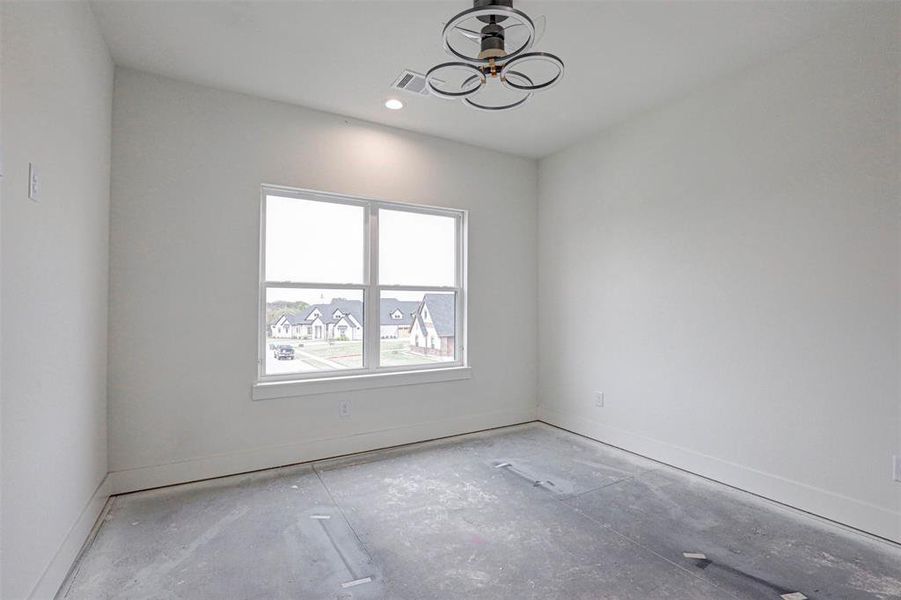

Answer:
[538,6,901,542]
[107,69,538,491]
[0,2,113,598]
[0,6,5,596]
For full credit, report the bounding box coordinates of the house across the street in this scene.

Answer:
[270,298,422,342]
[409,293,455,358]
[379,300,420,338]
[269,299,364,341]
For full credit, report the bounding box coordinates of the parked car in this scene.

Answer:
[273,345,295,360]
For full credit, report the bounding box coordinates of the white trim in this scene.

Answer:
[539,406,901,544]
[252,366,472,401]
[258,185,468,384]
[375,284,458,292]
[264,282,369,289]
[108,405,534,495]
[456,210,468,363]
[262,184,464,217]
[262,365,369,384]
[257,188,267,380]
[28,475,111,600]
[367,207,380,368]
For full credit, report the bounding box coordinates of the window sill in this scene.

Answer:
[252,366,472,401]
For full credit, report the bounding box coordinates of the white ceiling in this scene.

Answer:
[90,1,854,158]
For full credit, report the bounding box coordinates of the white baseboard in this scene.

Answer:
[28,475,111,600]
[539,406,901,544]
[109,406,537,495]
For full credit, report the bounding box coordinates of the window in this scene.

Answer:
[259,186,466,382]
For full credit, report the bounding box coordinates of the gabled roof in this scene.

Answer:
[279,312,309,326]
[416,293,455,337]
[301,299,364,327]
[273,298,433,330]
[379,300,419,326]
[278,313,303,326]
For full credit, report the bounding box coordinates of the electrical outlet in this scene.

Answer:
[338,400,351,418]
[594,391,604,408]
[894,455,901,483]
[28,162,39,201]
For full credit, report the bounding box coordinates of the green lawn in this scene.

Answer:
[379,339,449,367]
[267,337,449,369]
[309,341,363,368]
[301,341,362,360]
[268,339,362,368]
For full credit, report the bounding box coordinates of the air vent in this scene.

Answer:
[391,69,432,96]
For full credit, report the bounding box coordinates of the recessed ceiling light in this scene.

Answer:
[385,98,404,110]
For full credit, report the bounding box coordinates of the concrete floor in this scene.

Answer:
[61,423,901,599]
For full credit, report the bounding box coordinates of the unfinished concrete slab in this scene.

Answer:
[566,467,901,599]
[314,427,721,599]
[61,423,901,599]
[61,464,384,600]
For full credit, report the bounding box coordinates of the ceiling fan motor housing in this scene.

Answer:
[478,22,506,59]
[474,0,513,22]
[474,0,512,59]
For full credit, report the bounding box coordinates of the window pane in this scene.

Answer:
[265,288,364,374]
[265,195,365,283]
[379,209,456,286]
[379,291,456,367]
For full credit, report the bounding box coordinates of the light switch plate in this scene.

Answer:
[28,162,39,201]
[893,455,901,483]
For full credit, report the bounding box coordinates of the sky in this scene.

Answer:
[265,194,456,304]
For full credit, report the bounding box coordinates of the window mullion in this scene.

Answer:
[367,208,380,372]
[456,212,466,362]
[258,191,268,381]
[376,284,458,292]
[262,281,367,290]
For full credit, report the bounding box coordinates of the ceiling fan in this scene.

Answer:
[452,13,547,47]
[425,0,564,111]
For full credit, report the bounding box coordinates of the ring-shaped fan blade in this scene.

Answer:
[442,5,535,63]
[500,52,564,92]
[426,62,486,99]
[504,15,546,45]
[461,71,533,111]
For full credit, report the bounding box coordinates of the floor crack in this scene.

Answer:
[312,463,374,563]
[555,478,746,600]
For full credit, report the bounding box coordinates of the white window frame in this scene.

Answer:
[255,185,468,395]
